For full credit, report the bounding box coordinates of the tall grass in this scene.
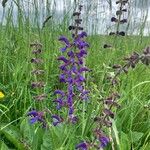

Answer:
[0,0,150,149]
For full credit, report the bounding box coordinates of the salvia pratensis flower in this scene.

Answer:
[111,17,127,24]
[141,46,150,65]
[116,0,128,5]
[75,19,82,24]
[33,94,47,101]
[28,42,47,127]
[68,26,84,31]
[32,49,42,54]
[30,42,42,48]
[31,58,43,64]
[109,0,128,37]
[116,9,127,15]
[79,5,83,11]
[105,99,120,108]
[112,64,122,69]
[118,31,126,36]
[53,5,90,127]
[75,141,89,150]
[54,90,65,97]
[31,69,45,75]
[111,17,118,22]
[31,82,45,88]
[94,129,110,148]
[58,36,71,52]
[109,32,116,36]
[73,12,81,16]
[103,108,114,118]
[52,115,64,126]
[120,19,127,24]
[124,52,140,68]
[99,136,110,148]
[109,31,125,36]
[28,110,46,127]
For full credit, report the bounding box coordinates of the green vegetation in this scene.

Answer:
[0,0,150,150]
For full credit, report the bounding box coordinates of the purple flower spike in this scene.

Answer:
[56,6,90,125]
[75,141,88,150]
[99,136,109,148]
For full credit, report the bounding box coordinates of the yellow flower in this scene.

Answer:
[0,91,5,99]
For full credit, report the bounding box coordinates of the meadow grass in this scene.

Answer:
[0,1,150,150]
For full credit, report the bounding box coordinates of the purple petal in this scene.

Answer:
[59,74,66,82]
[60,46,68,52]
[78,75,85,82]
[53,98,64,110]
[52,115,60,120]
[69,107,74,115]
[52,115,63,126]
[69,115,78,124]
[79,67,89,73]
[27,110,38,117]
[67,50,75,57]
[58,36,70,45]
[57,56,68,63]
[76,142,88,150]
[78,32,87,38]
[59,64,68,71]
[77,50,87,58]
[54,90,65,97]
[30,116,38,124]
[99,136,109,148]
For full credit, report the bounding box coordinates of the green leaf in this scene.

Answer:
[32,127,44,150]
[119,131,130,150]
[1,125,25,150]
[0,141,9,150]
[20,118,34,148]
[41,131,53,150]
[130,131,144,143]
[20,118,45,150]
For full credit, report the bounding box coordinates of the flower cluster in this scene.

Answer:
[103,0,128,49]
[76,129,110,149]
[53,5,90,125]
[28,42,47,127]
[110,46,150,86]
[27,110,46,127]
[86,46,150,150]
[76,93,119,149]
[109,0,128,36]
